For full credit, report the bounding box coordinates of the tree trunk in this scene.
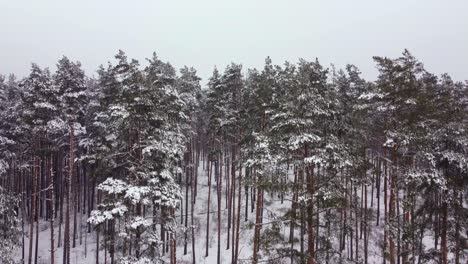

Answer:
[389,148,396,264]
[231,141,236,262]
[244,164,249,222]
[28,149,36,264]
[49,153,55,264]
[441,193,448,264]
[96,226,100,264]
[217,147,223,264]
[34,156,40,264]
[305,145,315,264]
[65,124,74,264]
[252,168,262,264]
[206,160,213,257]
[191,141,196,264]
[73,162,79,248]
[383,155,388,264]
[184,150,189,255]
[234,160,242,264]
[290,167,297,249]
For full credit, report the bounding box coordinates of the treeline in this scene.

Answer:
[0,50,467,264]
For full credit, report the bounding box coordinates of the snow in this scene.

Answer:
[13,155,468,264]
[33,101,56,110]
[358,92,386,100]
[109,105,130,119]
[97,178,128,194]
[383,138,396,148]
[125,186,150,205]
[129,217,152,230]
[288,134,321,150]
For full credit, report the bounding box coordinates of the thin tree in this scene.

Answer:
[64,124,74,264]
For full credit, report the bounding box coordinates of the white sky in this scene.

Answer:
[1,0,467,85]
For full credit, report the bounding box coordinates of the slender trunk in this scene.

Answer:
[364,181,368,264]
[217,147,223,264]
[184,151,189,255]
[65,125,74,264]
[340,167,347,252]
[252,168,262,264]
[299,168,305,263]
[206,160,213,257]
[441,194,448,264]
[350,175,353,261]
[34,156,40,264]
[355,184,359,262]
[383,156,388,264]
[454,192,462,264]
[244,164,249,222]
[28,147,36,264]
[377,158,381,227]
[230,141,236,261]
[402,193,409,264]
[389,148,396,264]
[226,152,231,250]
[104,222,107,264]
[251,167,255,214]
[234,159,242,264]
[191,143,196,264]
[305,145,315,264]
[290,167,297,248]
[58,154,63,247]
[73,162,79,248]
[21,164,26,264]
[96,226,99,264]
[49,153,55,264]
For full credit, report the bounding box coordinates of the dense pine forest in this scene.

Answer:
[0,50,467,264]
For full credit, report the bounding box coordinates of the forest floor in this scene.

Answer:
[15,160,449,264]
[15,161,291,264]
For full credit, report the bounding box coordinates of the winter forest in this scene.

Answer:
[0,49,467,264]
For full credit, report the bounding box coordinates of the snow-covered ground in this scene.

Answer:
[15,160,292,264]
[14,160,464,263]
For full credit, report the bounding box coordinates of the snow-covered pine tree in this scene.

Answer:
[20,63,61,264]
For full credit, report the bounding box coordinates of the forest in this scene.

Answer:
[0,50,467,264]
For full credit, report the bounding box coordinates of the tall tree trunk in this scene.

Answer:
[58,154,64,248]
[384,155,388,264]
[355,184,359,262]
[454,191,462,264]
[226,150,231,250]
[28,154,36,264]
[305,144,315,264]
[21,163,26,264]
[299,168,305,263]
[244,163,249,222]
[28,145,36,264]
[65,124,74,264]
[96,226,100,264]
[364,181,368,264]
[389,148,396,264]
[73,162,79,248]
[184,150,189,255]
[234,159,242,264]
[290,167,297,251]
[191,140,196,264]
[441,193,448,264]
[34,156,40,264]
[230,141,236,261]
[206,160,213,257]
[217,147,223,264]
[252,167,262,264]
[377,158,381,227]
[49,153,55,264]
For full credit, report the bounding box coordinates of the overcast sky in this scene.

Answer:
[1,0,467,85]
